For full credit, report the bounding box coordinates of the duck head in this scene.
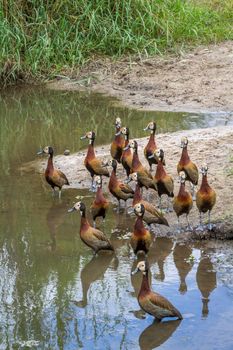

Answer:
[115,117,122,129]
[134,203,145,217]
[155,148,164,162]
[80,131,96,143]
[200,164,208,176]
[180,136,188,149]
[127,172,138,183]
[131,260,149,275]
[144,121,156,133]
[117,126,129,137]
[68,201,86,214]
[37,146,54,156]
[94,175,102,188]
[178,171,186,184]
[108,159,117,170]
[128,140,138,152]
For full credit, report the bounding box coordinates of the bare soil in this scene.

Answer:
[24,125,233,240]
[48,41,233,114]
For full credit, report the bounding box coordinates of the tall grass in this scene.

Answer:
[0,0,232,84]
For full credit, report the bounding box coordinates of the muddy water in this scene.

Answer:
[1,86,233,349]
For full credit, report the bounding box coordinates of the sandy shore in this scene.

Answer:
[47,41,233,114]
[24,125,233,240]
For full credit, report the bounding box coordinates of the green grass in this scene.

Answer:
[0,0,233,85]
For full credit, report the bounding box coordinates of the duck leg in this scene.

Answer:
[186,214,192,231]
[197,212,204,231]
[190,183,196,201]
[58,189,62,199]
[166,197,173,213]
[208,211,213,231]
[90,177,97,192]
[176,217,181,233]
[117,199,121,213]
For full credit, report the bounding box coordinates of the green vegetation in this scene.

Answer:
[0,0,233,84]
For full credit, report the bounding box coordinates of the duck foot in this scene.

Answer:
[207,223,216,231]
[129,309,146,319]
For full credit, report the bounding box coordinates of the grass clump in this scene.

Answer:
[0,0,233,84]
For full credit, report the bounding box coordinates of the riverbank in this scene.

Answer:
[24,125,233,240]
[48,41,233,114]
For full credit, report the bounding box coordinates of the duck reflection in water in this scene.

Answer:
[139,319,181,350]
[196,249,216,318]
[173,242,194,294]
[73,253,118,308]
[46,200,68,252]
[152,237,173,281]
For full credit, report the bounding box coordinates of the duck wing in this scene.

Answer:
[89,158,110,177]
[143,212,169,226]
[185,162,199,185]
[140,291,182,319]
[163,175,174,195]
[141,200,161,218]
[138,173,157,190]
[49,169,69,187]
[119,182,134,194]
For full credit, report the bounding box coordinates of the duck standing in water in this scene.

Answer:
[37,146,69,198]
[144,121,164,171]
[132,261,182,321]
[68,202,114,254]
[130,203,152,256]
[91,175,109,227]
[81,131,109,191]
[119,126,133,179]
[173,171,193,231]
[196,165,216,230]
[110,117,125,162]
[150,149,174,211]
[107,159,134,210]
[177,137,198,198]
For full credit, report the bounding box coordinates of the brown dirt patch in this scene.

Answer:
[47,41,233,113]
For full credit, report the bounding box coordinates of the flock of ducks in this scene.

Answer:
[37,117,217,322]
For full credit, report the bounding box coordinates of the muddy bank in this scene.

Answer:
[23,125,233,239]
[48,41,233,114]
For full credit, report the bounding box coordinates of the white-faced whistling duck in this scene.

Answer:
[91,175,109,228]
[177,137,199,199]
[132,261,182,321]
[173,171,193,231]
[144,121,165,171]
[130,203,152,256]
[150,149,174,211]
[119,126,133,179]
[107,159,134,210]
[129,172,169,227]
[68,201,114,255]
[37,146,69,198]
[196,164,216,231]
[81,131,109,191]
[110,117,125,163]
[126,140,157,193]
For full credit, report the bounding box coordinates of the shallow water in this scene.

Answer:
[0,86,233,349]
